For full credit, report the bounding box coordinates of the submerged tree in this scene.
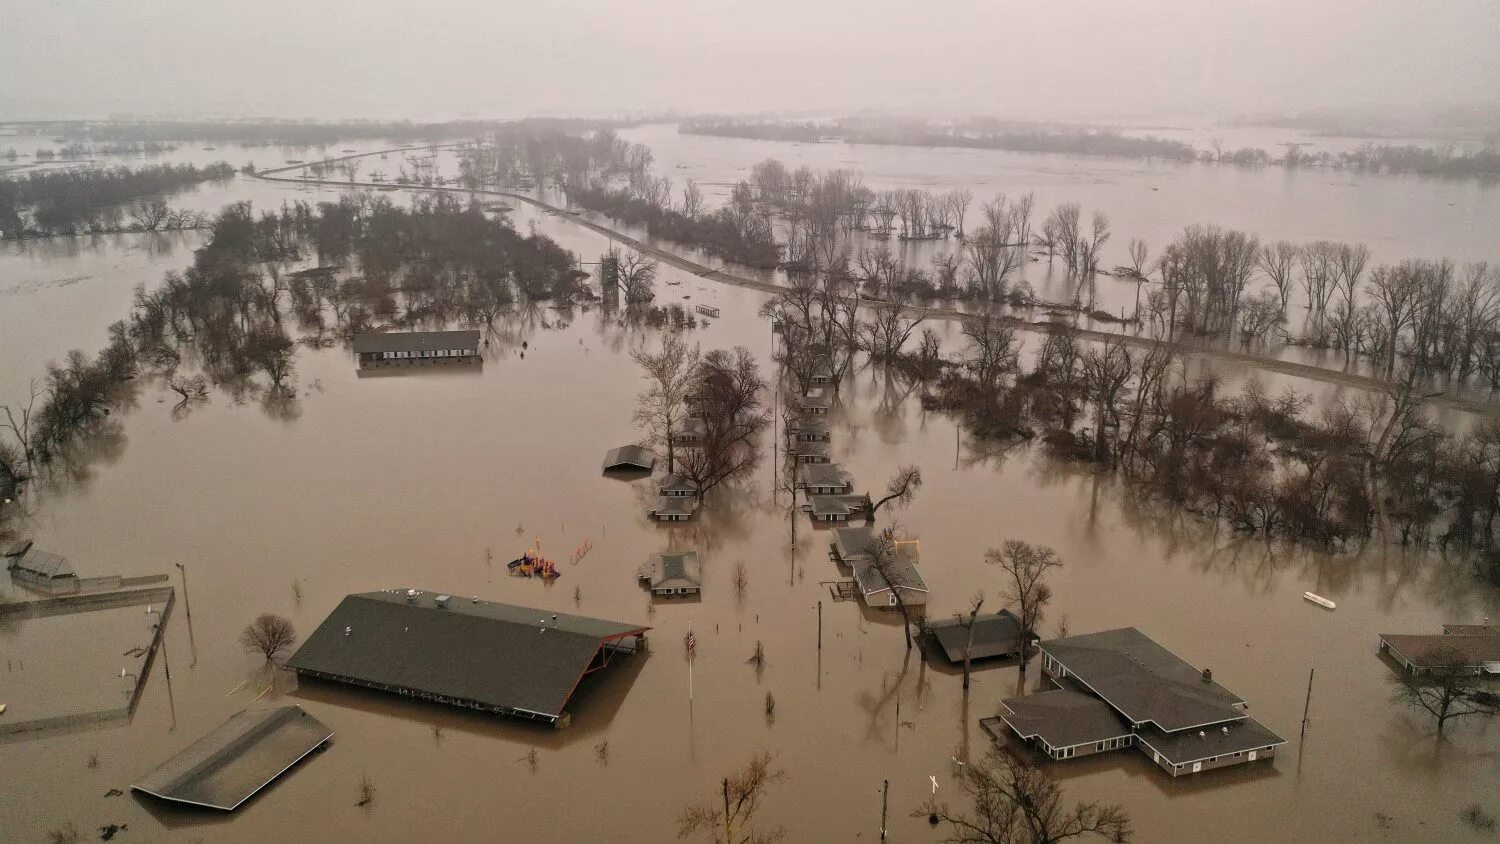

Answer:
[678,751,787,843]
[1389,647,1500,735]
[632,334,700,472]
[870,465,923,518]
[677,347,769,497]
[988,541,1061,668]
[240,613,298,662]
[920,746,1131,844]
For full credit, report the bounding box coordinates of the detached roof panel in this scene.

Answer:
[132,706,332,811]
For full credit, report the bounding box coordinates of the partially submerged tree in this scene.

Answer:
[870,465,923,517]
[987,541,1061,668]
[677,347,769,497]
[240,613,298,663]
[1389,647,1500,735]
[678,751,787,844]
[632,334,700,472]
[920,746,1131,844]
[867,527,921,650]
[617,250,659,305]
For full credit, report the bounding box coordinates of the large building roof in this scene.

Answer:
[1041,628,1246,732]
[287,590,648,720]
[999,689,1133,749]
[352,330,481,355]
[132,706,332,811]
[928,609,1024,662]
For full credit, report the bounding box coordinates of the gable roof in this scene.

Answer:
[652,496,700,517]
[659,473,699,494]
[798,462,850,488]
[831,526,877,562]
[602,445,656,471]
[999,689,1133,749]
[646,551,701,589]
[132,706,332,811]
[286,590,648,719]
[927,609,1025,661]
[1041,628,1246,732]
[352,330,480,355]
[8,546,74,579]
[852,550,927,596]
[807,494,871,518]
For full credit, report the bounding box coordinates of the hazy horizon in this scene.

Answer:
[3,0,1498,124]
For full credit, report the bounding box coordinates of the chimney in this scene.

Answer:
[1201,668,1212,682]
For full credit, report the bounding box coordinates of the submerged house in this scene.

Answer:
[602,445,656,472]
[798,387,832,415]
[658,473,700,498]
[1378,625,1500,675]
[287,589,649,728]
[803,493,872,524]
[353,330,481,367]
[828,525,876,567]
[789,418,831,444]
[671,418,708,447]
[649,495,700,522]
[791,440,832,464]
[638,551,702,597]
[992,628,1284,776]
[851,544,929,611]
[800,463,852,496]
[926,609,1025,663]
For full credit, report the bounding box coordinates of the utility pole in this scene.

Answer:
[174,562,192,620]
[817,600,822,651]
[880,779,889,841]
[1300,668,1315,740]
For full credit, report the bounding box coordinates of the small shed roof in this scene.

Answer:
[645,551,702,589]
[132,706,332,811]
[1041,628,1247,732]
[603,445,656,471]
[928,609,1025,662]
[999,689,1131,749]
[352,330,480,355]
[287,590,649,720]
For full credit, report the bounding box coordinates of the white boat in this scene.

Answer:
[1303,592,1336,610]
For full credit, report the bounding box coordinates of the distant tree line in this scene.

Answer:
[15,117,634,148]
[0,162,234,238]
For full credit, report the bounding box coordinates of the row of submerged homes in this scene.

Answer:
[789,369,932,613]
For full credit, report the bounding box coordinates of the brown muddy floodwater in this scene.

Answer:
[3,148,1500,844]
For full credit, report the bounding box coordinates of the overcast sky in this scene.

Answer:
[3,0,1497,121]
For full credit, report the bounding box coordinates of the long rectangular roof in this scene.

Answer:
[286,590,649,719]
[928,609,1024,662]
[1379,632,1500,668]
[999,689,1133,749]
[1042,628,1246,732]
[1136,718,1285,766]
[10,546,74,579]
[132,706,332,811]
[352,330,480,355]
[852,550,927,595]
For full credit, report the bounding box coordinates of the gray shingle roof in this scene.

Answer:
[852,550,927,595]
[831,526,877,562]
[1041,628,1247,732]
[658,473,699,494]
[645,551,701,589]
[1136,718,1285,765]
[602,445,656,471]
[8,546,74,579]
[652,496,700,517]
[352,330,480,355]
[927,609,1024,662]
[798,462,850,489]
[132,706,333,811]
[999,689,1133,748]
[1379,632,1500,668]
[287,590,649,719]
[807,494,871,518]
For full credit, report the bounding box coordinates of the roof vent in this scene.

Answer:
[344,626,351,636]
[435,595,451,608]
[1199,731,1206,738]
[1201,668,1212,682]
[1222,726,1229,734]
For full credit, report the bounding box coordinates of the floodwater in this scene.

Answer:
[2,142,1500,843]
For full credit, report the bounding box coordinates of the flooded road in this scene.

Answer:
[3,145,1500,843]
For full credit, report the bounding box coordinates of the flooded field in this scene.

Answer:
[3,141,1500,843]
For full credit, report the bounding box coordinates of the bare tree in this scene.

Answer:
[870,465,923,517]
[867,527,921,650]
[240,613,297,662]
[920,746,1131,844]
[1,379,43,471]
[678,752,787,844]
[963,313,1019,394]
[1257,241,1301,314]
[862,303,928,361]
[960,593,984,690]
[681,179,705,221]
[617,250,659,304]
[632,335,701,472]
[1389,647,1500,735]
[677,347,769,496]
[1081,338,1134,463]
[168,374,208,403]
[130,199,171,231]
[987,541,1061,667]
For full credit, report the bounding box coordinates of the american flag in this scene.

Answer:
[685,630,696,654]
